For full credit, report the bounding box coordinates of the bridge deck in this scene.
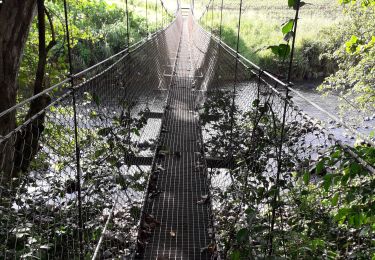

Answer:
[142,17,211,259]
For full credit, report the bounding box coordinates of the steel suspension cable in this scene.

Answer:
[62,0,84,258]
[269,0,301,256]
[155,0,158,29]
[125,0,130,48]
[146,0,148,34]
[197,0,214,21]
[219,0,224,40]
[229,0,243,157]
[211,0,214,33]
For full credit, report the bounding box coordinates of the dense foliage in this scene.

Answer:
[18,0,161,101]
[318,0,375,115]
[201,87,375,259]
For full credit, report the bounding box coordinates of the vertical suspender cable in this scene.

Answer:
[219,0,224,40]
[211,0,214,33]
[162,1,164,28]
[125,0,130,49]
[229,0,243,157]
[268,0,301,256]
[156,0,158,30]
[146,0,148,34]
[205,5,208,28]
[63,0,84,259]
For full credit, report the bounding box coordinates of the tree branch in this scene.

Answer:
[45,7,56,52]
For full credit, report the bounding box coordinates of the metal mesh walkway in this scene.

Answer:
[140,16,211,259]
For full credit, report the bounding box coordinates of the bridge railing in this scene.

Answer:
[0,12,183,259]
[191,10,375,258]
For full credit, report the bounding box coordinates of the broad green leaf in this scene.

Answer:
[303,171,310,185]
[331,193,339,206]
[133,128,140,136]
[94,148,105,158]
[129,206,141,219]
[331,149,341,159]
[259,105,269,113]
[341,172,350,185]
[282,19,294,35]
[230,250,241,260]
[349,162,361,176]
[316,160,325,174]
[93,92,100,106]
[245,207,255,215]
[345,35,359,53]
[268,44,291,58]
[252,99,260,107]
[288,0,306,9]
[323,174,332,192]
[98,127,111,136]
[298,1,306,9]
[236,228,249,243]
[288,0,296,7]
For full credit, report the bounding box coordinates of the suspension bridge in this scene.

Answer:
[0,1,374,260]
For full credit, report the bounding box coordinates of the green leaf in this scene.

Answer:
[268,44,291,58]
[349,162,361,176]
[258,105,269,113]
[345,35,359,53]
[298,1,306,9]
[129,206,141,219]
[245,207,255,215]
[316,160,325,174]
[236,228,249,243]
[230,250,241,260]
[282,19,294,35]
[252,99,260,107]
[331,193,339,206]
[323,174,332,192]
[288,0,296,7]
[331,149,341,159]
[335,208,349,223]
[133,128,140,136]
[288,0,306,9]
[93,92,100,106]
[303,171,310,185]
[339,0,352,4]
[98,127,111,136]
[94,148,105,158]
[341,172,350,185]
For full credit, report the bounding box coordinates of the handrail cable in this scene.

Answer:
[0,18,178,123]
[196,17,375,148]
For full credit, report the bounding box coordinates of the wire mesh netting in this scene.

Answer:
[1,4,374,260]
[0,12,182,259]
[189,6,375,258]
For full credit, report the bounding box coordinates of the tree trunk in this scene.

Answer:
[13,0,54,175]
[0,0,37,176]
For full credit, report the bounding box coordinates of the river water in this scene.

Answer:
[293,82,375,144]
